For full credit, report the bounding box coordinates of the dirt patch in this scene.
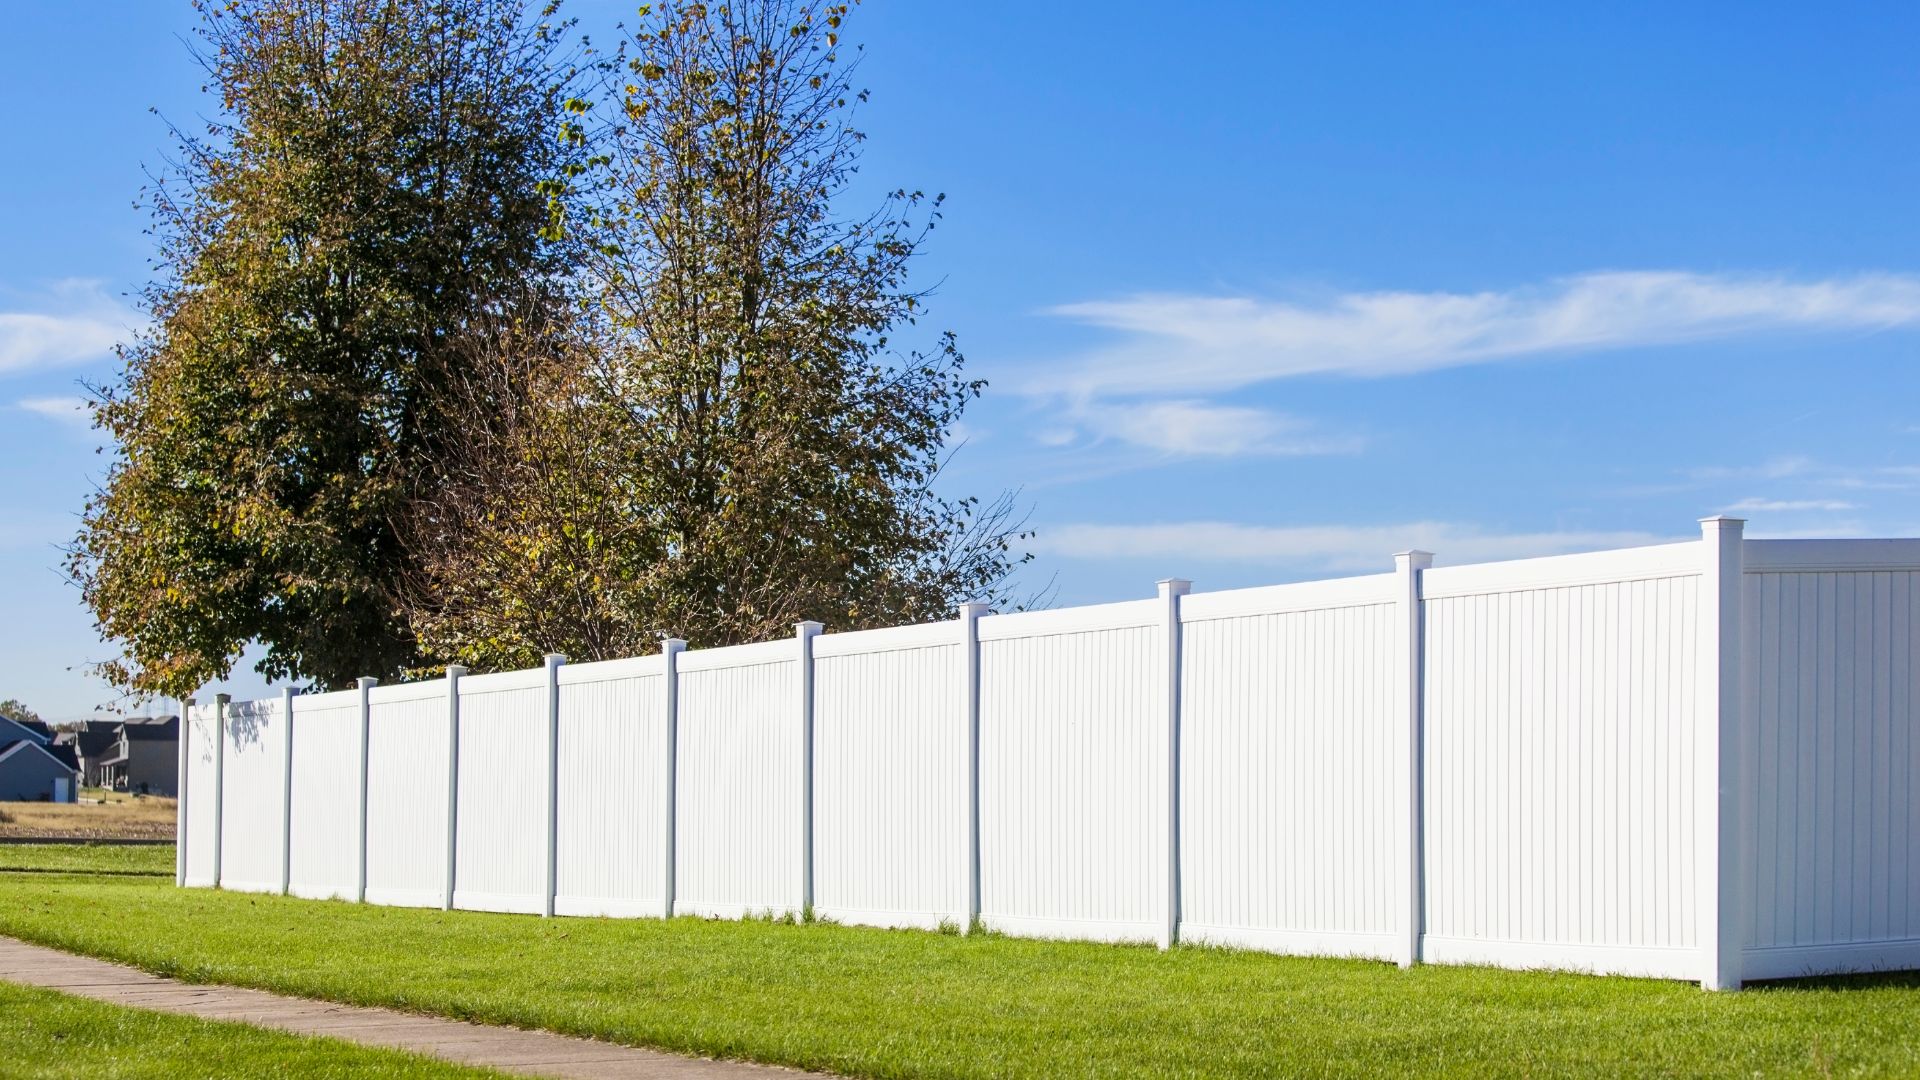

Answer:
[0,797,177,841]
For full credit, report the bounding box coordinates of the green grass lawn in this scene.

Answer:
[2,846,1917,1078]
[0,843,175,877]
[0,980,505,1079]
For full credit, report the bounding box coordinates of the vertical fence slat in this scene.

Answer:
[1157,579,1191,950]
[280,687,296,896]
[796,622,823,915]
[661,639,686,919]
[176,696,193,888]
[543,653,565,918]
[1397,550,1434,968]
[1698,516,1747,989]
[959,604,989,931]
[443,666,465,911]
[355,677,376,904]
[212,693,229,889]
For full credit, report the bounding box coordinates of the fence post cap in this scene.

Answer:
[214,692,232,704]
[356,676,378,690]
[660,637,688,654]
[1699,515,1747,532]
[795,620,824,635]
[542,653,566,668]
[1155,578,1192,595]
[1394,550,1435,569]
[956,601,992,618]
[445,664,468,678]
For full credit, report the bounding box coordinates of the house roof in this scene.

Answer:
[0,716,50,745]
[0,739,80,776]
[41,742,80,773]
[63,727,120,759]
[122,717,178,742]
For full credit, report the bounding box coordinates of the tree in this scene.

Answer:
[399,0,1028,667]
[0,700,43,726]
[71,0,576,698]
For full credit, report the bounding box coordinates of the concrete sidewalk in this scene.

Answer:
[0,936,825,1079]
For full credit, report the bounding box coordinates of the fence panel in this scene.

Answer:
[217,696,287,893]
[812,623,965,930]
[1420,543,1704,978]
[977,601,1161,942]
[674,642,800,918]
[181,530,1920,986]
[286,691,362,900]
[365,680,450,908]
[180,702,220,888]
[1743,541,1920,978]
[555,658,668,917]
[1177,576,1402,958]
[453,670,548,914]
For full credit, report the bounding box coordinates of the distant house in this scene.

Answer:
[0,717,78,802]
[54,721,128,789]
[94,717,179,796]
[8,717,54,743]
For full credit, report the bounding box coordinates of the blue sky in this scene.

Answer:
[4,2,1919,720]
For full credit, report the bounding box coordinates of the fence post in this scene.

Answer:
[213,693,230,889]
[543,652,566,918]
[355,677,376,904]
[957,603,990,933]
[1699,516,1747,990]
[443,665,466,911]
[1156,578,1192,950]
[176,696,193,888]
[279,687,297,897]
[795,621,823,917]
[1394,550,1434,969]
[660,639,686,919]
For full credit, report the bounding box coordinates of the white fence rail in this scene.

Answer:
[176,519,1920,988]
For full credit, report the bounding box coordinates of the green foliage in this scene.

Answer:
[402,0,1029,668]
[75,0,1026,690]
[4,861,1920,1079]
[0,699,42,724]
[71,0,575,697]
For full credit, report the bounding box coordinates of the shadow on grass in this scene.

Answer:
[1750,968,1920,992]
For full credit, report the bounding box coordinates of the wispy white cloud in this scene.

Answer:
[1722,497,1858,513]
[0,280,143,376]
[1043,398,1362,458]
[1032,520,1677,573]
[16,396,92,428]
[1034,270,1920,398]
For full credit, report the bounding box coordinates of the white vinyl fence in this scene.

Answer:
[177,519,1920,988]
